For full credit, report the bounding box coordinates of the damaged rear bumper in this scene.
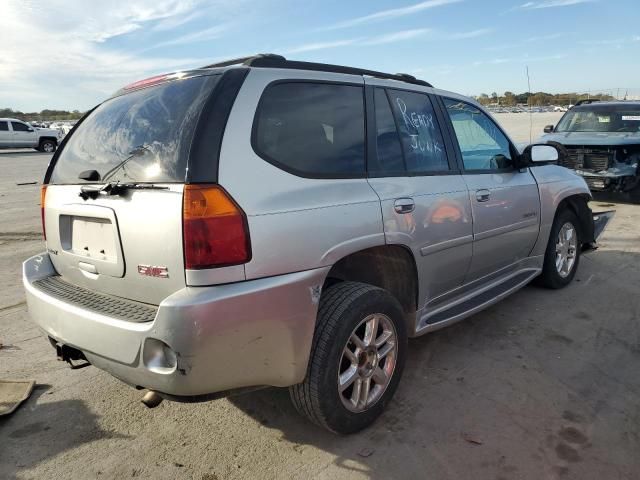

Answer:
[23,253,329,397]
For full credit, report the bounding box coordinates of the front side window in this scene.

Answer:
[253,82,365,177]
[443,98,513,171]
[11,121,31,132]
[0,121,8,131]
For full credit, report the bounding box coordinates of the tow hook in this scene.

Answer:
[141,391,163,408]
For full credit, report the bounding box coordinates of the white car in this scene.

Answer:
[0,118,62,152]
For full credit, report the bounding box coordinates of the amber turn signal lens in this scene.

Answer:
[182,185,251,269]
[40,185,48,240]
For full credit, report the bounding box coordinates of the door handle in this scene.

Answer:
[475,189,491,203]
[394,198,415,214]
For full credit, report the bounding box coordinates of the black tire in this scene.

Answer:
[539,208,581,289]
[290,281,407,434]
[39,139,56,153]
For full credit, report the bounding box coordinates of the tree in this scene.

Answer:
[503,91,516,106]
[477,93,490,106]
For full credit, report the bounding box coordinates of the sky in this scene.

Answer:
[1,0,639,111]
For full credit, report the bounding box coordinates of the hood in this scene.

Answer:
[38,127,63,136]
[540,131,640,146]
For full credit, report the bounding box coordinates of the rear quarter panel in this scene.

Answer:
[218,69,385,279]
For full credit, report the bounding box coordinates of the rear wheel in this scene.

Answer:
[290,281,407,434]
[39,139,56,153]
[539,209,581,289]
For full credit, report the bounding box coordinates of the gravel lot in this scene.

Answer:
[1,114,639,480]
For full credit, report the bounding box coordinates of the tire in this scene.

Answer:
[290,281,407,434]
[538,208,581,289]
[39,139,56,153]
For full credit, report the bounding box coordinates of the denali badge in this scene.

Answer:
[138,265,169,278]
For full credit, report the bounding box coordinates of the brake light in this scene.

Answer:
[40,185,47,240]
[182,185,251,269]
[122,72,186,91]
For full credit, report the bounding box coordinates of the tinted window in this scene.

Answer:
[443,98,513,171]
[50,75,219,184]
[11,121,31,132]
[372,88,404,174]
[0,121,8,131]
[387,89,449,172]
[254,82,365,177]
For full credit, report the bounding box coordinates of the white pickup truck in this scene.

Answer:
[0,118,62,152]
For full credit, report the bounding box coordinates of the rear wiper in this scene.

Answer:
[79,182,168,200]
[100,145,152,183]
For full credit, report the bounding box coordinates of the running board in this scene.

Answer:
[415,269,540,335]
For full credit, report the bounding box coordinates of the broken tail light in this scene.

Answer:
[182,185,251,269]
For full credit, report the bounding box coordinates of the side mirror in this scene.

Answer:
[520,143,563,166]
[543,125,554,133]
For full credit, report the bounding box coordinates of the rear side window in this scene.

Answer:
[253,82,365,177]
[0,121,8,131]
[11,121,31,132]
[49,75,220,184]
[387,89,449,173]
[372,88,404,175]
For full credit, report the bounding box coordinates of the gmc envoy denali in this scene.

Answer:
[23,54,613,433]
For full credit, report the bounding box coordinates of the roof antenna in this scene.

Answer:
[526,65,532,144]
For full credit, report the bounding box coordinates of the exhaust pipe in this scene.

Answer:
[141,390,163,408]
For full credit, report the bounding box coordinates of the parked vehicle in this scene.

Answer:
[0,118,62,152]
[541,100,640,198]
[23,55,613,433]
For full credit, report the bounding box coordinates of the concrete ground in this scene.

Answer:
[1,113,639,480]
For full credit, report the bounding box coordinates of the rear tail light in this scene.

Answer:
[182,185,251,269]
[40,185,47,240]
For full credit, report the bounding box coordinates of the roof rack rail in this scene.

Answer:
[574,99,601,107]
[200,54,433,88]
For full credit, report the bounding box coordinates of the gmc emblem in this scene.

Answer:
[138,265,169,278]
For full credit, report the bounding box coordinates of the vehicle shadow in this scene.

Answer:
[592,190,640,205]
[0,384,128,480]
[0,150,49,157]
[228,249,640,479]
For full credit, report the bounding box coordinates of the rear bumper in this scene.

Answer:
[23,253,328,396]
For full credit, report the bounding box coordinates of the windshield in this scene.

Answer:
[556,105,640,133]
[49,74,219,184]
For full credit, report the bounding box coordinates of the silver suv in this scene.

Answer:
[23,54,612,433]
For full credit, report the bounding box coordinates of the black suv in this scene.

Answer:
[541,100,640,199]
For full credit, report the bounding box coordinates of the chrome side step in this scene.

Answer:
[415,269,540,336]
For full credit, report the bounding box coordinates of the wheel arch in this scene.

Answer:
[39,136,58,144]
[322,244,419,319]
[556,193,594,244]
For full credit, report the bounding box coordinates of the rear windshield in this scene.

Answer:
[49,74,220,184]
[556,105,640,133]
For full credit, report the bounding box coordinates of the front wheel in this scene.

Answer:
[539,208,581,289]
[290,281,407,434]
[39,139,56,153]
